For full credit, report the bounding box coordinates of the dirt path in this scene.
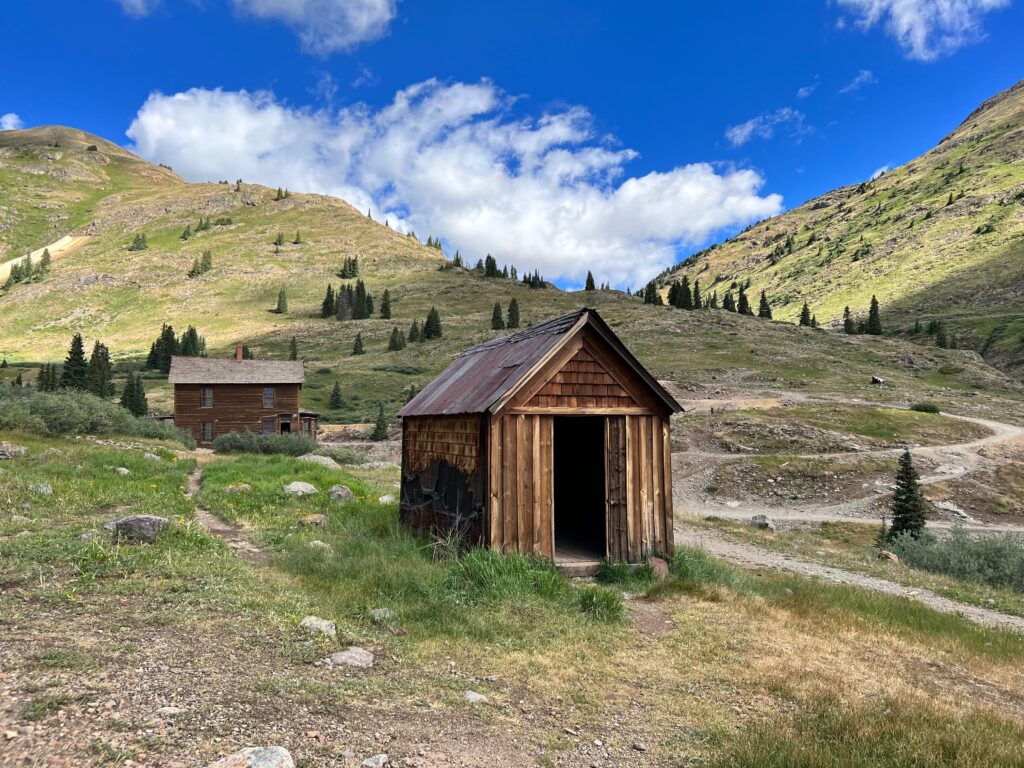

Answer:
[0,234,90,281]
[185,468,266,564]
[674,523,1024,633]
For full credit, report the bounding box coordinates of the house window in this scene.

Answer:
[201,422,213,442]
[260,418,276,436]
[263,386,276,408]
[200,386,214,408]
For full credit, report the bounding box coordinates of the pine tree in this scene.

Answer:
[388,327,406,351]
[708,291,719,310]
[491,302,505,330]
[321,284,336,318]
[181,223,192,240]
[507,298,520,329]
[585,271,596,291]
[120,372,148,416]
[242,344,254,360]
[293,230,302,245]
[289,336,298,360]
[935,323,949,349]
[0,358,6,368]
[380,289,392,319]
[424,307,443,339]
[371,403,389,441]
[737,287,752,316]
[329,382,345,409]
[275,187,285,200]
[484,254,499,278]
[39,248,51,271]
[335,287,352,321]
[798,302,812,326]
[913,318,922,334]
[407,319,422,343]
[692,279,702,309]
[643,281,663,305]
[128,233,148,251]
[723,291,736,312]
[352,333,365,355]
[276,288,288,314]
[889,449,927,539]
[11,373,22,387]
[758,291,773,319]
[148,324,180,374]
[843,306,856,334]
[811,314,818,328]
[60,333,88,390]
[866,295,883,335]
[200,250,213,273]
[179,326,205,357]
[86,341,115,398]
[274,232,285,247]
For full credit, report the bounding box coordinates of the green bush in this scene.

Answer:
[0,388,193,447]
[910,402,941,413]
[213,430,317,456]
[889,527,1024,592]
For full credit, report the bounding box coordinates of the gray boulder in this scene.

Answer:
[28,483,53,496]
[206,747,294,768]
[283,481,319,496]
[464,690,489,705]
[749,514,777,533]
[0,443,27,460]
[361,756,388,768]
[299,454,341,470]
[299,615,337,640]
[143,452,163,461]
[114,467,131,476]
[324,646,374,668]
[377,494,396,504]
[104,515,168,543]
[329,484,354,501]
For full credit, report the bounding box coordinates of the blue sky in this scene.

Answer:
[2,1,1022,288]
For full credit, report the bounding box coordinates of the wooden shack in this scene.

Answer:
[168,345,318,446]
[398,308,682,568]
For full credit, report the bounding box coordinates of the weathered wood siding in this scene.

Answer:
[173,383,301,445]
[487,413,554,557]
[526,347,637,409]
[403,415,481,474]
[622,414,674,559]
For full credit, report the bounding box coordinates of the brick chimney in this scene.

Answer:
[236,343,244,362]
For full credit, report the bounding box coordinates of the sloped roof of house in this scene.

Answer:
[168,356,305,385]
[398,308,681,417]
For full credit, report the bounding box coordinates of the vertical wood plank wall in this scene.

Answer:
[487,413,554,557]
[623,414,675,559]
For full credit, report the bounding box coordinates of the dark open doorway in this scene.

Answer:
[553,416,606,562]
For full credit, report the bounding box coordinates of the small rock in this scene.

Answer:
[143,452,163,461]
[284,481,319,496]
[3,730,17,741]
[0,442,27,460]
[114,467,131,476]
[464,690,488,705]
[157,706,185,717]
[361,755,388,768]
[206,746,295,768]
[104,515,168,543]
[300,514,327,528]
[330,484,354,501]
[370,608,396,623]
[78,532,95,542]
[299,454,342,470]
[876,550,899,563]
[28,483,53,496]
[749,514,776,533]
[226,483,252,494]
[649,556,669,581]
[308,540,333,554]
[870,376,886,386]
[325,646,374,668]
[633,742,648,752]
[378,494,396,504]
[20,503,31,511]
[299,616,337,640]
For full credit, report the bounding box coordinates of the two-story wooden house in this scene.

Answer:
[168,346,318,446]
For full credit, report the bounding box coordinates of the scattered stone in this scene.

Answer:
[143,452,163,461]
[361,755,388,768]
[3,730,17,741]
[324,646,374,668]
[370,608,396,623]
[299,615,337,640]
[78,532,95,542]
[206,746,295,768]
[877,550,899,563]
[28,483,53,496]
[114,467,131,476]
[284,481,319,496]
[330,484,354,501]
[300,514,327,528]
[20,503,31,512]
[226,483,252,494]
[633,742,648,752]
[935,500,971,519]
[104,515,168,543]
[378,494,396,504]
[649,556,669,580]
[749,514,776,533]
[0,442,27,460]
[464,690,489,705]
[870,376,886,386]
[157,706,185,717]
[308,540,333,554]
[299,453,342,470]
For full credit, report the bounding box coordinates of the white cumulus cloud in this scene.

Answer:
[0,113,24,131]
[725,107,810,147]
[839,69,877,94]
[126,81,783,288]
[115,0,160,17]
[836,0,1009,61]
[231,0,397,54]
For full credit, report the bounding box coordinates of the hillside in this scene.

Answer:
[661,79,1024,372]
[0,125,1023,426]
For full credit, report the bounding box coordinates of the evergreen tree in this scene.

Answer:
[722,291,736,312]
[181,223,192,240]
[321,284,336,318]
[708,291,719,310]
[11,373,22,387]
[643,281,663,305]
[242,344,254,360]
[352,333,365,355]
[274,232,285,247]
[843,306,856,334]
[866,295,883,335]
[86,340,115,397]
[200,250,213,273]
[120,372,148,416]
[388,327,407,351]
[335,287,352,321]
[39,248,51,271]
[585,271,596,291]
[484,254,499,278]
[913,318,922,334]
[758,291,773,319]
[371,403,389,441]
[293,230,302,245]
[935,323,949,349]
[380,289,392,319]
[811,314,818,328]
[423,307,443,339]
[889,449,927,539]
[491,302,505,330]
[128,233,148,251]
[407,319,422,343]
[329,382,345,409]
[289,336,298,361]
[275,187,285,200]
[692,279,702,309]
[179,326,205,357]
[507,298,520,329]
[60,333,88,390]
[0,358,6,368]
[798,302,812,326]
[276,288,288,314]
[737,287,752,316]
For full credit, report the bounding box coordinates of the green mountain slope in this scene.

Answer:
[661,79,1024,372]
[0,125,1022,424]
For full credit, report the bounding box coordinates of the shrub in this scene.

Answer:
[910,402,940,413]
[213,430,317,456]
[0,387,193,447]
[889,527,1024,592]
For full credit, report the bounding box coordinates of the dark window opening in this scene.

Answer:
[553,416,606,562]
[200,386,213,408]
[201,422,213,442]
[280,416,291,434]
[260,418,275,436]
[263,386,276,408]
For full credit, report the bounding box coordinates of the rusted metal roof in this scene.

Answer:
[398,308,681,417]
[168,356,305,385]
